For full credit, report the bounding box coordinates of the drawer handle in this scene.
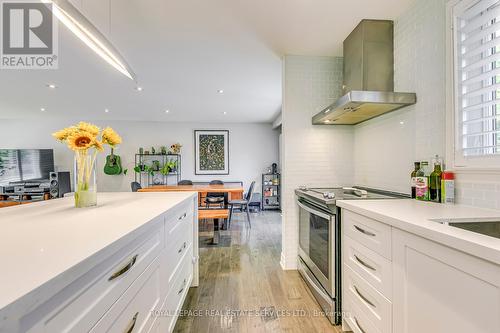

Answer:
[178,242,187,254]
[354,225,376,237]
[353,286,376,308]
[354,254,376,271]
[124,312,139,333]
[178,278,187,295]
[108,255,138,281]
[178,212,187,220]
[354,317,367,333]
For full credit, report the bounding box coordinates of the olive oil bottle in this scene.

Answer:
[430,156,443,202]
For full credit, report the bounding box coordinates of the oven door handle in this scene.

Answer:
[297,200,332,220]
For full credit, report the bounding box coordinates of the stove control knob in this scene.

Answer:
[323,192,335,199]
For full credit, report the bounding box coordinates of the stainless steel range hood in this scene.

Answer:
[312,20,416,125]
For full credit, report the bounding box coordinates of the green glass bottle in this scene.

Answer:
[430,162,442,203]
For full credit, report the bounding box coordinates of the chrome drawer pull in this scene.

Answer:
[124,312,139,333]
[354,255,376,271]
[178,278,187,295]
[108,255,138,281]
[178,212,187,220]
[178,242,187,254]
[354,225,376,237]
[354,286,376,308]
[354,317,367,333]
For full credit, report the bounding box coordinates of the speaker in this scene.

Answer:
[49,172,71,199]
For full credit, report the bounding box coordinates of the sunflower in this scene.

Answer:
[77,122,100,137]
[101,127,122,146]
[52,126,77,141]
[67,131,95,151]
[93,140,104,152]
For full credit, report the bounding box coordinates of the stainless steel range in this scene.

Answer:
[295,186,408,325]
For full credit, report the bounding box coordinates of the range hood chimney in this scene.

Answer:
[312,19,416,125]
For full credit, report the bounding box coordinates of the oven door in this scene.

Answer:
[297,198,335,297]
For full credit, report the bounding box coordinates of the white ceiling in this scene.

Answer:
[0,0,415,123]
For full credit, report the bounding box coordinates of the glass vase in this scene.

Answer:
[74,151,97,208]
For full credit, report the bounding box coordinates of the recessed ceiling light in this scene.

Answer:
[135,86,143,92]
[217,89,224,94]
[324,120,331,123]
[399,121,405,125]
[223,111,227,115]
[165,110,170,113]
[40,107,46,112]
[47,84,57,89]
[105,108,109,113]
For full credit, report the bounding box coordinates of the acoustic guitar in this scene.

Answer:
[104,148,123,175]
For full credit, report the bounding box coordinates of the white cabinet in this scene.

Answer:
[392,228,500,333]
[342,208,500,333]
[13,196,197,333]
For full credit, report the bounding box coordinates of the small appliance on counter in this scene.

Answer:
[295,186,409,325]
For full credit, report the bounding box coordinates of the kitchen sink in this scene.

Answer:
[430,218,500,240]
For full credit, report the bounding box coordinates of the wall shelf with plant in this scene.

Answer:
[133,153,181,187]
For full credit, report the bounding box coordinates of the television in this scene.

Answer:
[0,149,55,185]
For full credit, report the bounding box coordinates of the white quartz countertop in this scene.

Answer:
[0,192,196,312]
[337,199,500,265]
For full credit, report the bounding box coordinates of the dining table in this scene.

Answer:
[138,184,245,245]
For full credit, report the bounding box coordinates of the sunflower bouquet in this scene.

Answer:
[53,122,122,208]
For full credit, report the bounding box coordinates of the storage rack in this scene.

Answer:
[134,154,181,187]
[262,173,280,210]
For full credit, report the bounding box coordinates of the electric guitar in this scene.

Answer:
[104,148,123,175]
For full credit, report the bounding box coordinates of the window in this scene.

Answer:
[450,0,500,169]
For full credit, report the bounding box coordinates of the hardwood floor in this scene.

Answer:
[173,211,341,333]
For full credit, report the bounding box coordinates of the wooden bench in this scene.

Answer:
[198,209,229,220]
[198,209,229,245]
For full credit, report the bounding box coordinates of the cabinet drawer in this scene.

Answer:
[343,211,392,260]
[44,222,164,333]
[344,235,392,299]
[165,200,193,238]
[162,251,193,333]
[344,297,381,333]
[164,240,193,287]
[344,265,392,333]
[90,257,162,333]
[165,209,193,251]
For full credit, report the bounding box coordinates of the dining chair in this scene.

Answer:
[205,180,225,208]
[131,182,142,192]
[228,181,255,228]
[178,180,193,185]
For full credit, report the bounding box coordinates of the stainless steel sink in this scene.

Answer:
[430,218,500,239]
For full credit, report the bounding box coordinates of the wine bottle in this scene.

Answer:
[411,162,421,199]
[415,161,430,201]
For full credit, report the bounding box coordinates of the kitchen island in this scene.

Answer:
[338,199,500,333]
[0,192,198,333]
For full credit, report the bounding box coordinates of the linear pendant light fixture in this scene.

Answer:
[42,0,136,81]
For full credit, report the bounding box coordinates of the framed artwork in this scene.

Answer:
[194,130,229,175]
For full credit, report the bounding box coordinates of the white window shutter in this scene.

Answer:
[456,0,500,158]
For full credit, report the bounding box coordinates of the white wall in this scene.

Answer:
[353,0,500,209]
[354,0,446,195]
[0,119,279,192]
[281,56,354,269]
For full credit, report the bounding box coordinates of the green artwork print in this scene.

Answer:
[199,134,225,170]
[195,130,229,175]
